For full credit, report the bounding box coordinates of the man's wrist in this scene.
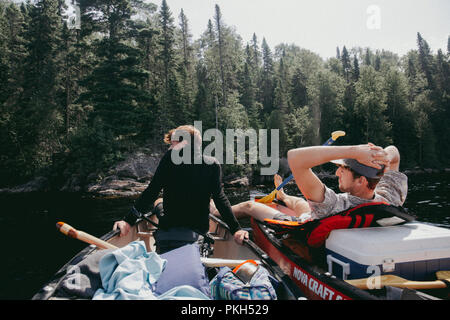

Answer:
[347,145,360,159]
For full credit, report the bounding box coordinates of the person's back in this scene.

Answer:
[113,125,248,254]
[136,151,235,235]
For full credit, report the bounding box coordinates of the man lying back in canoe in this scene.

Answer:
[229,143,408,226]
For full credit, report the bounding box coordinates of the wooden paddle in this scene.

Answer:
[201,258,261,268]
[256,130,346,204]
[56,222,119,250]
[56,222,260,268]
[436,271,450,282]
[345,274,450,290]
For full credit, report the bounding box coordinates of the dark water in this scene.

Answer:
[0,173,449,300]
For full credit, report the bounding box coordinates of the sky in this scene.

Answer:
[149,0,450,60]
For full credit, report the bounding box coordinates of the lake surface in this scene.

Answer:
[0,172,449,299]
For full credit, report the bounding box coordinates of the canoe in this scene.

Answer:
[32,213,304,300]
[250,200,450,300]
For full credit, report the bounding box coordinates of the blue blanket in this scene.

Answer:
[93,241,210,300]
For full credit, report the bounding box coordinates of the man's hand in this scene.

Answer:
[233,229,249,245]
[354,143,389,169]
[383,145,401,172]
[113,220,131,237]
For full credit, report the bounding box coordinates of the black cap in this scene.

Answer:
[331,158,384,179]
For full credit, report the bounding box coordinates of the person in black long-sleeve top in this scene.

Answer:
[113,125,248,253]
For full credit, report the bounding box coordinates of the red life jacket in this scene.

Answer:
[263,202,414,248]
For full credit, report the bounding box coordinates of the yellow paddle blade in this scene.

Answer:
[436,271,450,280]
[331,130,346,140]
[255,189,277,203]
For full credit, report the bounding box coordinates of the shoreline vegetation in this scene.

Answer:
[1,168,448,198]
[1,0,449,196]
[1,149,449,197]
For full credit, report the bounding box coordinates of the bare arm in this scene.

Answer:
[287,144,387,202]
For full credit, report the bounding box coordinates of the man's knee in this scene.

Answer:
[243,200,256,210]
[232,200,256,218]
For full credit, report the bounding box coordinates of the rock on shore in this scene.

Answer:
[84,151,162,197]
[1,150,449,198]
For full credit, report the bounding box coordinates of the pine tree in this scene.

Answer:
[374,53,381,71]
[199,18,221,129]
[2,2,28,105]
[134,10,158,93]
[447,35,450,56]
[435,49,450,95]
[193,60,215,129]
[432,49,450,164]
[14,0,64,181]
[290,67,308,108]
[260,38,275,115]
[352,55,360,81]
[285,106,312,149]
[354,66,392,145]
[159,0,175,88]
[308,70,345,145]
[417,32,435,90]
[250,33,261,71]
[0,3,8,106]
[249,33,261,107]
[340,46,351,82]
[364,48,371,66]
[214,4,227,107]
[60,21,81,136]
[239,45,257,119]
[409,91,437,167]
[384,69,416,166]
[178,8,195,122]
[273,54,290,113]
[271,58,290,152]
[154,0,183,137]
[79,0,150,138]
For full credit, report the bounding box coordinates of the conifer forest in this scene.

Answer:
[0,0,449,188]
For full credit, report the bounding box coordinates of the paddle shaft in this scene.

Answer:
[57,222,118,250]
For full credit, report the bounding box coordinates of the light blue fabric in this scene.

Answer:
[93,241,210,300]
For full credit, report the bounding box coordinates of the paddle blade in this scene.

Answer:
[436,271,450,281]
[331,130,346,141]
[255,189,277,203]
[346,274,448,290]
[345,275,404,289]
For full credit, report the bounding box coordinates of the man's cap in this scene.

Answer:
[331,158,384,179]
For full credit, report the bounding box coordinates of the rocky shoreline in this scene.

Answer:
[1,149,449,198]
